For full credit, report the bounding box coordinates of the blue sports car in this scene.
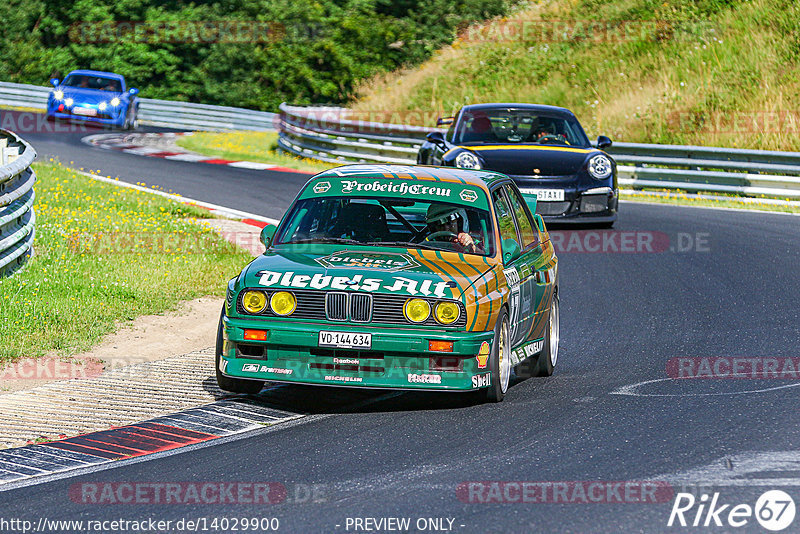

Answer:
[46,69,140,129]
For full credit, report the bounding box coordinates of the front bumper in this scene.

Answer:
[513,176,618,223]
[47,104,125,127]
[220,316,496,391]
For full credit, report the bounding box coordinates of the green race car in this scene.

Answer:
[217,164,559,402]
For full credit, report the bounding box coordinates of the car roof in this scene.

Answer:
[311,164,510,189]
[461,102,575,116]
[66,69,124,81]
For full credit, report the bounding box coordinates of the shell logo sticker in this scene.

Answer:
[476,341,490,369]
[460,189,478,203]
[313,181,331,193]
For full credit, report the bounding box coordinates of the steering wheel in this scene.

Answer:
[537,134,567,144]
[426,231,458,242]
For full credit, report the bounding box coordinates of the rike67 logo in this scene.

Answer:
[668,490,796,531]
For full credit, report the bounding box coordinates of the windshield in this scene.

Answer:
[62,75,122,92]
[275,196,496,257]
[455,108,590,147]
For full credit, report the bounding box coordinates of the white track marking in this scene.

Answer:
[611,377,800,397]
[227,161,278,170]
[654,451,800,487]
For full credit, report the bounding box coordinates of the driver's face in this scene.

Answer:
[435,218,458,233]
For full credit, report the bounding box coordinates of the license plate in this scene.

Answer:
[72,107,96,116]
[319,331,372,349]
[520,188,565,201]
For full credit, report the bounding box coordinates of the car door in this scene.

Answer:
[504,183,557,361]
[490,185,530,361]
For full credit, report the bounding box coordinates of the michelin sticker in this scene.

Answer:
[257,270,453,298]
[510,339,544,366]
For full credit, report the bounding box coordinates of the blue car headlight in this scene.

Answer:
[52,90,64,101]
[110,97,120,107]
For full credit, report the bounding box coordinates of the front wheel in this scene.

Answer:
[215,307,265,394]
[532,292,559,377]
[482,310,511,402]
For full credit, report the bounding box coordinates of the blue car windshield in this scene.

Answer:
[455,109,590,147]
[63,75,121,92]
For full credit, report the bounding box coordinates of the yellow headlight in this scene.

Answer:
[270,291,296,316]
[434,301,460,324]
[404,298,431,323]
[241,290,267,314]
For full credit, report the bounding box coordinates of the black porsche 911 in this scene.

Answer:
[417,103,618,226]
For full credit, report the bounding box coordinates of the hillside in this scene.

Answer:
[352,0,800,150]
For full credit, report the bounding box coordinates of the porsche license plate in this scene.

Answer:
[319,331,372,349]
[72,107,97,117]
[520,188,565,201]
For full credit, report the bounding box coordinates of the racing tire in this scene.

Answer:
[215,307,265,395]
[483,309,511,403]
[532,292,559,377]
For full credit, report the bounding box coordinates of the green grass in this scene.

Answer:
[0,162,253,361]
[175,131,335,174]
[353,0,800,152]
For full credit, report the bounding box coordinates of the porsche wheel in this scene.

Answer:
[484,309,511,402]
[215,307,265,395]
[532,292,559,377]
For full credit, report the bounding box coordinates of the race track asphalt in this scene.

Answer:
[2,113,799,533]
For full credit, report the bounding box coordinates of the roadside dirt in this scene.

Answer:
[0,217,262,395]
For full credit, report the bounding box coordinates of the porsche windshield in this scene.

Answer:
[62,75,122,92]
[275,197,496,256]
[454,108,590,147]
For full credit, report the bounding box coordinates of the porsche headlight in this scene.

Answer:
[64,98,74,107]
[588,154,613,180]
[455,151,481,169]
[270,291,296,316]
[404,298,431,323]
[98,102,107,111]
[241,290,267,314]
[434,301,460,325]
[110,97,121,107]
[52,90,64,100]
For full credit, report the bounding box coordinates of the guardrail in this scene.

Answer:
[0,129,36,277]
[278,104,800,199]
[0,81,277,131]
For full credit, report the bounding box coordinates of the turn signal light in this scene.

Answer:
[428,340,454,352]
[243,329,268,341]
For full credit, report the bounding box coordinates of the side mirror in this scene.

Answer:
[597,135,612,150]
[426,131,446,146]
[50,78,59,87]
[502,238,521,264]
[260,224,277,250]
[129,88,139,96]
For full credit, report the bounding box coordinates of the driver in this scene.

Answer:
[425,204,484,254]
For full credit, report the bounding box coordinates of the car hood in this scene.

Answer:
[59,87,122,104]
[238,245,498,300]
[460,143,597,176]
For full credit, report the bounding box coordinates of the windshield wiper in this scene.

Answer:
[366,240,447,252]
[286,237,364,245]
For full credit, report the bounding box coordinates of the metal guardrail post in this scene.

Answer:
[0,129,36,277]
